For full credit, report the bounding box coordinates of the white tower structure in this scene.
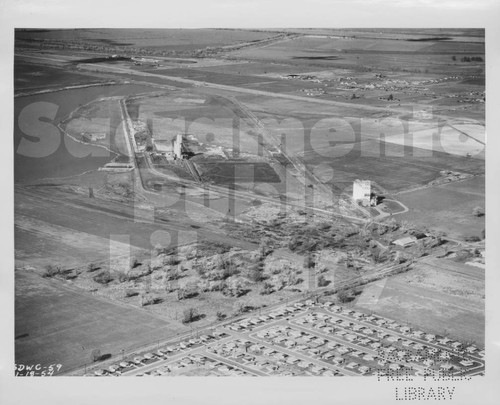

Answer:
[353,179,371,205]
[173,134,183,159]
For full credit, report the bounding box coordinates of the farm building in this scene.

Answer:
[85,132,106,142]
[99,162,133,172]
[392,236,417,247]
[154,140,173,154]
[153,134,183,159]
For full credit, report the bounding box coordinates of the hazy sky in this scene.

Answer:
[1,0,498,28]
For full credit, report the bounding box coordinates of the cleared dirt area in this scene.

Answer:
[385,123,485,159]
[355,257,484,346]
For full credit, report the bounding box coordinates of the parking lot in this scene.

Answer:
[82,301,484,377]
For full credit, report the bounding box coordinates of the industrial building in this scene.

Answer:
[151,134,184,160]
[392,236,417,247]
[353,179,376,206]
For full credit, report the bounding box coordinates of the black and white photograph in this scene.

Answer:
[1,0,499,404]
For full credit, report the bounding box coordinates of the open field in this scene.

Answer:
[148,67,318,94]
[14,185,214,260]
[195,61,311,76]
[15,269,176,373]
[396,175,485,239]
[14,58,105,91]
[303,140,484,194]
[229,35,484,75]
[15,214,140,269]
[354,257,484,345]
[16,29,278,52]
[195,162,281,184]
[384,123,485,158]
[439,174,485,195]
[277,28,484,42]
[153,67,275,86]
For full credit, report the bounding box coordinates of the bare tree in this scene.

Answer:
[87,263,98,272]
[182,307,198,324]
[91,349,101,362]
[317,275,328,287]
[472,207,484,217]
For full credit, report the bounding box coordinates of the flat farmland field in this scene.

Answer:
[15,60,103,91]
[195,61,310,76]
[153,104,236,120]
[148,67,320,94]
[231,35,481,55]
[14,215,138,270]
[355,259,484,345]
[229,36,484,75]
[301,140,484,193]
[195,162,281,184]
[118,73,192,88]
[439,175,485,195]
[280,28,485,41]
[15,270,176,373]
[238,94,393,121]
[14,187,198,261]
[151,68,273,86]
[242,79,321,94]
[16,29,276,51]
[396,176,485,239]
[234,95,484,194]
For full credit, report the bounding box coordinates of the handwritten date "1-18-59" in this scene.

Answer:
[15,364,62,376]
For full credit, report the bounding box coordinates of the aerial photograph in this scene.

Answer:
[14,27,485,379]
